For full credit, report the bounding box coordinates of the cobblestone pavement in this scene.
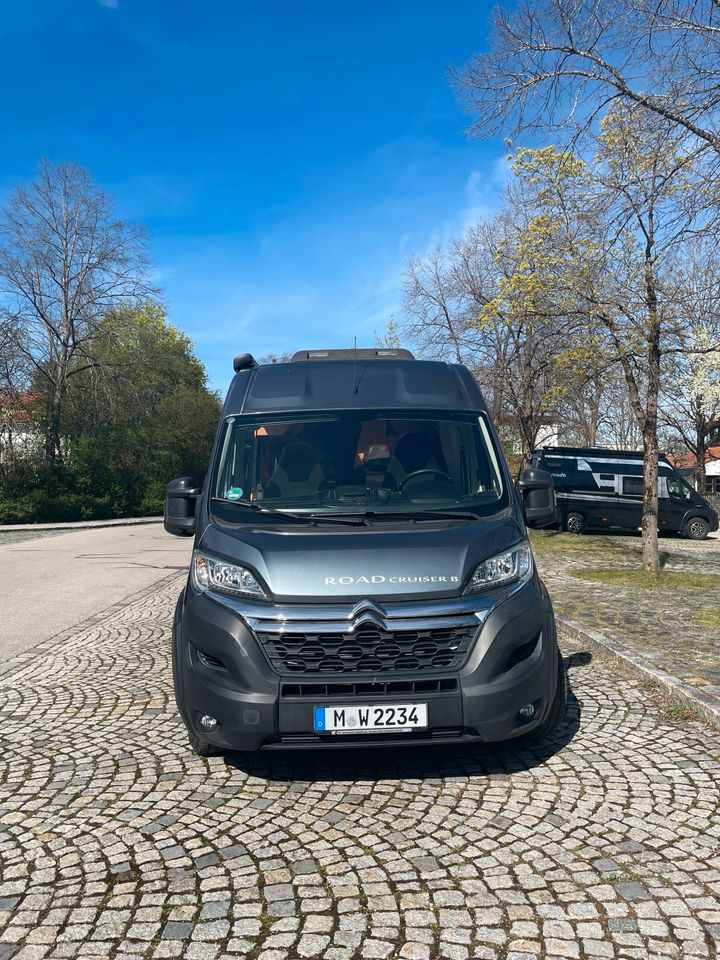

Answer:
[2,579,720,960]
[533,533,720,708]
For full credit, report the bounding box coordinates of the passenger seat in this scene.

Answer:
[265,441,327,499]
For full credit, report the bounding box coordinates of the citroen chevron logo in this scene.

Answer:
[349,598,386,618]
[348,598,387,632]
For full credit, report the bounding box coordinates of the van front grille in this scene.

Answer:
[275,727,464,745]
[256,624,477,675]
[281,678,458,698]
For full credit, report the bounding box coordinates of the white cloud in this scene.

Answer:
[462,154,510,227]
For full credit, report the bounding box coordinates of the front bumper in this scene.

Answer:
[172,577,559,751]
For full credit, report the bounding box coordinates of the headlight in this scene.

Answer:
[465,541,533,593]
[192,550,268,600]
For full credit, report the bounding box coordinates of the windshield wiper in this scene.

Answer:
[367,510,482,522]
[308,509,482,523]
[212,498,367,526]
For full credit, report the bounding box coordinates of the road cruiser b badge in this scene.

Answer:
[324,574,460,585]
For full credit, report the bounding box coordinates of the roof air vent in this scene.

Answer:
[290,348,415,362]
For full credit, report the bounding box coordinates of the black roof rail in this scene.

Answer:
[291,347,415,362]
[233,353,257,373]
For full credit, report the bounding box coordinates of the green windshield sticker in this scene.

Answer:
[226,486,243,500]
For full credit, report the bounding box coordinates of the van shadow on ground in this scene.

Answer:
[224,652,588,783]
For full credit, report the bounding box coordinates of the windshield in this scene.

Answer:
[212,411,507,517]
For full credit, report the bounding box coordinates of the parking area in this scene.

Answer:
[532,531,720,708]
[1,576,719,960]
[0,523,192,662]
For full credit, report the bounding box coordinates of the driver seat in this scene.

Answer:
[363,443,392,488]
[386,432,443,489]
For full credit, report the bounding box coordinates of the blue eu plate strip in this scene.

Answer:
[313,706,325,731]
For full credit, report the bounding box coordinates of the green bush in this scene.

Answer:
[0,488,120,524]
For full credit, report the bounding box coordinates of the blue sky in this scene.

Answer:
[0,1,505,391]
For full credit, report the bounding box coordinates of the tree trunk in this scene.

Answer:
[641,253,661,573]
[46,388,64,466]
[521,428,533,468]
[641,427,660,572]
[45,354,68,467]
[695,400,706,493]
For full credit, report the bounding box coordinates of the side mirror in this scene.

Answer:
[517,468,557,528]
[164,476,200,537]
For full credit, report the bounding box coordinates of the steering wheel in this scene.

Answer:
[399,468,453,491]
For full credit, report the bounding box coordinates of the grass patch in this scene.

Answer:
[259,912,274,934]
[529,530,631,556]
[569,568,720,590]
[658,701,698,723]
[692,609,720,630]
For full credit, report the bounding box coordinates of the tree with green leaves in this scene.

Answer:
[397,159,607,464]
[475,148,597,464]
[61,303,221,517]
[513,106,719,569]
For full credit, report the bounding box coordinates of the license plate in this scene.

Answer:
[313,703,428,734]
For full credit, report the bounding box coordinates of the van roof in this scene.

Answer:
[536,445,670,463]
[222,357,487,416]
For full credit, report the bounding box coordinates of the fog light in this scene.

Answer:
[199,714,218,731]
[518,703,535,719]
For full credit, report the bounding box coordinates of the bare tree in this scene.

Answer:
[0,160,154,465]
[401,247,480,365]
[550,338,617,446]
[257,352,294,364]
[399,192,596,464]
[455,0,720,154]
[451,220,513,425]
[596,367,645,448]
[399,227,518,430]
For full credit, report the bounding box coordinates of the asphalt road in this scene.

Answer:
[0,522,192,662]
[0,578,717,959]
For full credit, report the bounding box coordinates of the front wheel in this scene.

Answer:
[522,654,567,742]
[188,729,222,757]
[565,512,585,534]
[685,517,709,541]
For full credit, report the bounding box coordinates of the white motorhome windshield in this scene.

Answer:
[213,412,507,516]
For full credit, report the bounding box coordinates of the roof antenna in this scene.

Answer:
[353,336,359,394]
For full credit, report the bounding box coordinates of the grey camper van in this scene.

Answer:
[164,349,564,755]
[532,446,718,539]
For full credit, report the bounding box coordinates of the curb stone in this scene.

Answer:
[558,615,720,730]
[0,569,186,680]
[0,516,163,533]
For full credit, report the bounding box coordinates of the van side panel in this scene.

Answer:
[533,447,718,535]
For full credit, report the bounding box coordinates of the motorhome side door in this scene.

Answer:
[615,474,644,530]
[589,467,623,528]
